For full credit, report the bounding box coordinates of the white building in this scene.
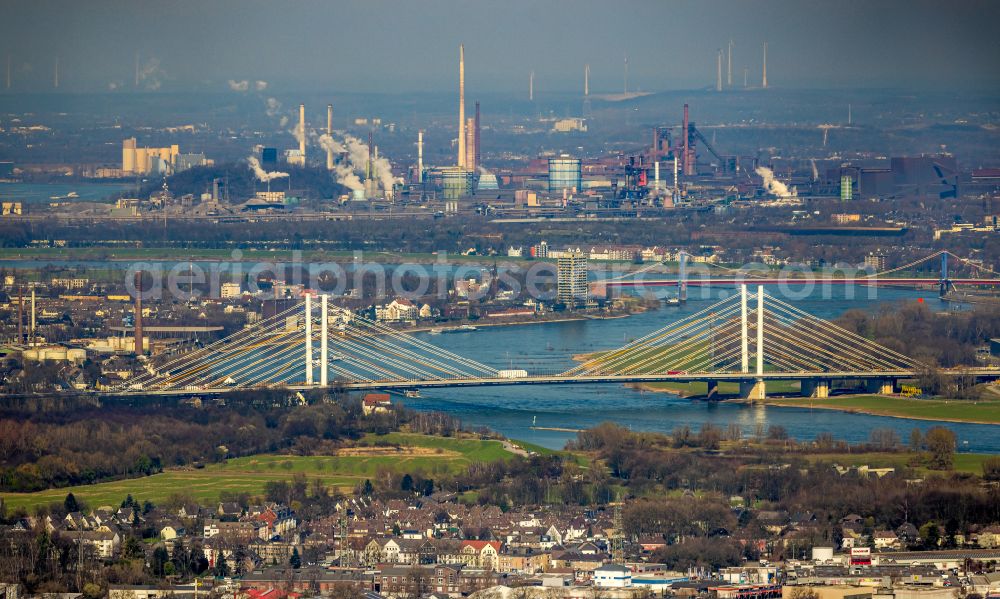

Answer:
[375,298,418,322]
[66,531,120,559]
[593,564,632,588]
[220,282,242,299]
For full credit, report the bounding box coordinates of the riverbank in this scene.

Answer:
[0,246,641,269]
[403,309,644,335]
[762,395,1000,425]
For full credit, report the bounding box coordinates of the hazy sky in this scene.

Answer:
[3,0,999,93]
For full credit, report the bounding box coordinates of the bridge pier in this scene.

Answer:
[865,378,895,395]
[801,379,830,398]
[739,379,766,402]
[705,380,719,400]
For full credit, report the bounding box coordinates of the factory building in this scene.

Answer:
[439,167,475,199]
[122,138,180,175]
[122,139,208,176]
[261,147,279,168]
[549,155,582,194]
[829,155,959,200]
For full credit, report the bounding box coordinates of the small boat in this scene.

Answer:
[49,191,79,200]
[442,325,476,333]
[404,390,421,398]
[428,328,443,335]
[665,297,681,306]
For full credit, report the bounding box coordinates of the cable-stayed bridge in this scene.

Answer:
[597,250,1000,299]
[117,285,1000,401]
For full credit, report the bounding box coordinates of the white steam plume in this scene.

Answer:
[317,132,398,195]
[317,133,346,155]
[137,58,164,91]
[264,97,289,127]
[317,134,363,191]
[247,156,289,183]
[342,134,398,195]
[228,79,249,92]
[255,80,268,91]
[756,166,797,198]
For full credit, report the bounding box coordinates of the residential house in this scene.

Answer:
[873,530,901,551]
[431,564,463,596]
[459,540,501,570]
[64,530,120,559]
[977,525,1000,548]
[362,393,392,415]
[159,523,185,541]
[497,547,550,574]
[375,298,417,322]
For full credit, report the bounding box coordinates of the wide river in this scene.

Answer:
[1,179,996,454]
[401,287,1000,452]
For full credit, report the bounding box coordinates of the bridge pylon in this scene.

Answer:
[939,252,951,297]
[801,379,830,398]
[562,284,920,401]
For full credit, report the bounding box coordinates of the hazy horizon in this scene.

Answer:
[1,0,999,94]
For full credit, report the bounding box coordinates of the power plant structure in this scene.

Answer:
[407,43,494,201]
[716,49,723,92]
[458,44,466,169]
[464,101,481,172]
[762,41,768,88]
[285,103,307,166]
[727,40,733,87]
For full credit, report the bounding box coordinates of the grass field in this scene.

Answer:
[764,395,1000,425]
[0,246,543,265]
[0,433,520,513]
[637,379,801,397]
[802,451,994,476]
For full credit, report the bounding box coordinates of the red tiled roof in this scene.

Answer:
[363,393,392,405]
[462,540,501,551]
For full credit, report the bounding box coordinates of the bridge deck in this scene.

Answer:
[122,368,1000,395]
[603,278,999,287]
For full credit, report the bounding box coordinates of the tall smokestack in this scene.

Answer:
[417,130,423,181]
[134,52,139,88]
[716,49,722,92]
[474,100,480,170]
[30,288,35,345]
[367,130,373,180]
[762,41,768,89]
[54,57,58,89]
[529,70,534,101]
[584,63,589,96]
[326,104,334,171]
[298,103,306,163]
[134,271,143,355]
[682,103,690,177]
[458,44,466,169]
[623,54,628,94]
[673,155,679,196]
[727,41,733,87]
[6,55,11,90]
